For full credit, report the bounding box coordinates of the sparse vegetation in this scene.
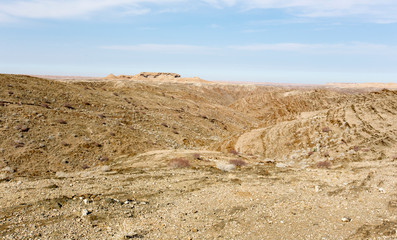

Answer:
[63,103,75,109]
[1,74,397,239]
[228,149,239,155]
[315,161,331,169]
[40,103,50,109]
[81,164,90,170]
[168,158,190,168]
[56,119,67,124]
[14,141,25,148]
[229,159,247,167]
[353,146,361,152]
[15,125,29,132]
[322,127,331,133]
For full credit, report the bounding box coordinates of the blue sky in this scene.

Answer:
[1,0,397,83]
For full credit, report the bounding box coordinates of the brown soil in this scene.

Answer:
[1,74,397,239]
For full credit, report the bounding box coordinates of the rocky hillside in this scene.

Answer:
[2,74,397,239]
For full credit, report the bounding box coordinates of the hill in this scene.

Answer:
[1,74,397,239]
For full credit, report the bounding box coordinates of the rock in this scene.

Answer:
[378,187,386,193]
[101,166,111,172]
[138,72,181,79]
[276,163,287,168]
[2,166,15,173]
[82,209,91,216]
[341,217,352,222]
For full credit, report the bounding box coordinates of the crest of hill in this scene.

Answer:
[104,72,209,83]
[326,82,397,89]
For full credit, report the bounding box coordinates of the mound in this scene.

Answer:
[0,74,250,176]
[235,89,397,166]
[104,73,116,79]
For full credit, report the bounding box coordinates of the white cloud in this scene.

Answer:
[0,0,180,20]
[0,12,14,22]
[1,0,397,22]
[202,0,397,22]
[102,44,216,54]
[201,0,236,8]
[102,42,397,55]
[229,42,397,54]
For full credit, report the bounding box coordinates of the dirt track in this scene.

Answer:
[1,74,397,239]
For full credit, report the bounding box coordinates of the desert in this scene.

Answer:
[1,73,397,239]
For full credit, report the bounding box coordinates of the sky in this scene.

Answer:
[1,0,397,83]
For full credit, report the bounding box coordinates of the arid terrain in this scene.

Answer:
[1,73,397,239]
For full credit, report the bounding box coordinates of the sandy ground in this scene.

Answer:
[1,74,397,239]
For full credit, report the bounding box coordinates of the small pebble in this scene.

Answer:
[82,209,91,216]
[342,217,352,222]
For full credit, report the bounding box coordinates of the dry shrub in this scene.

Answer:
[81,164,90,170]
[40,103,50,109]
[322,127,331,133]
[63,103,75,109]
[353,146,361,152]
[316,161,331,169]
[56,119,67,124]
[61,141,70,147]
[15,125,29,132]
[324,152,330,158]
[14,141,24,148]
[168,158,190,168]
[229,159,247,167]
[228,149,239,155]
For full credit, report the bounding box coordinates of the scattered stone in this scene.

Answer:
[82,209,91,216]
[276,163,287,168]
[216,162,235,172]
[100,166,111,172]
[342,217,352,222]
[45,184,59,189]
[2,166,15,173]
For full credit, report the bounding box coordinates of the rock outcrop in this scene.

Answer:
[103,72,208,83]
[138,72,181,79]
